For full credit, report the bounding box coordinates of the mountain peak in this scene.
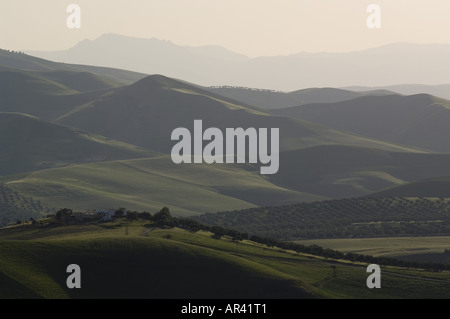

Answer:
[127,74,183,90]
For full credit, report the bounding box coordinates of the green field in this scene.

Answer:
[0,220,449,299]
[295,237,450,263]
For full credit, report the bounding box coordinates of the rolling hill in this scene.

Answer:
[0,112,156,175]
[3,49,450,240]
[0,48,147,86]
[0,71,439,220]
[4,144,450,219]
[268,145,450,198]
[0,53,438,155]
[56,74,422,154]
[3,36,450,301]
[0,67,123,120]
[345,84,450,101]
[0,224,313,299]
[0,155,325,217]
[274,94,450,152]
[0,219,449,299]
[370,177,450,198]
[33,70,123,92]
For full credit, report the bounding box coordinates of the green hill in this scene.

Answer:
[0,67,78,95]
[0,68,120,120]
[0,220,449,299]
[274,94,450,152]
[0,112,156,175]
[4,144,450,219]
[0,224,313,299]
[35,70,123,92]
[0,61,429,156]
[0,156,324,217]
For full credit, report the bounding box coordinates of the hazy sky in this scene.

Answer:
[1,0,450,57]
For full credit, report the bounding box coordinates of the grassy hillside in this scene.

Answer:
[345,84,450,101]
[0,112,156,175]
[0,225,311,299]
[4,144,450,220]
[57,74,423,154]
[0,67,122,94]
[35,70,123,92]
[0,60,431,156]
[0,156,324,217]
[0,67,78,95]
[275,94,450,152]
[0,49,147,85]
[0,220,449,299]
[193,196,450,240]
[371,177,450,198]
[269,145,450,198]
[0,68,120,120]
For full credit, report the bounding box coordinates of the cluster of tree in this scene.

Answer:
[49,207,175,226]
[0,49,26,54]
[193,197,450,240]
[118,207,175,227]
[209,85,284,93]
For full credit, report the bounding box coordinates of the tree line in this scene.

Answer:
[152,208,450,272]
[209,85,284,93]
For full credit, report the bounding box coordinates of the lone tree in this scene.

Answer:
[153,207,174,228]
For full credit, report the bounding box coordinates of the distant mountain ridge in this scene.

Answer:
[26,35,450,90]
[344,84,450,101]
